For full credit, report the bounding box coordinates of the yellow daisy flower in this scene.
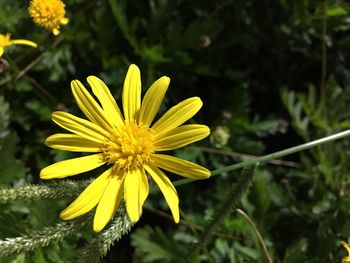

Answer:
[0,33,37,57]
[40,64,211,232]
[342,241,350,263]
[28,0,69,36]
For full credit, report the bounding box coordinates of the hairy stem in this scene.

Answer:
[76,205,133,263]
[0,220,84,256]
[186,168,255,259]
[0,180,91,203]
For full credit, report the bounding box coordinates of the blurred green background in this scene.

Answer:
[1,0,350,262]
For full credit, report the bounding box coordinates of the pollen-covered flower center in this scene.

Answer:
[103,124,155,171]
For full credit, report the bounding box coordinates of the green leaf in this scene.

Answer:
[233,241,258,260]
[0,253,25,263]
[283,239,308,263]
[0,133,28,185]
[107,0,139,53]
[131,226,185,262]
[0,97,28,185]
[326,6,347,17]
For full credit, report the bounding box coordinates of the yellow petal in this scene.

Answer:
[154,124,210,150]
[60,168,112,220]
[0,48,4,57]
[342,241,350,254]
[144,164,179,223]
[138,76,170,127]
[60,17,69,25]
[93,174,125,232]
[124,169,142,222]
[122,64,141,124]
[40,154,104,179]
[52,111,109,143]
[153,154,211,179]
[53,28,60,35]
[11,39,38,48]
[139,169,149,211]
[45,133,103,152]
[71,80,114,131]
[151,97,202,137]
[87,76,125,128]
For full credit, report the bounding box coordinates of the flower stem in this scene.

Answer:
[0,220,84,256]
[0,180,91,203]
[186,167,255,259]
[76,205,133,263]
[236,208,273,263]
[174,129,350,187]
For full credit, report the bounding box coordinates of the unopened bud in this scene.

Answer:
[210,126,230,148]
[199,35,211,48]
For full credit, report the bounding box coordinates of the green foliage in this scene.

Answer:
[0,220,83,257]
[75,205,133,263]
[0,180,91,204]
[0,96,28,185]
[1,0,350,262]
[131,226,188,263]
[187,168,256,259]
[0,1,27,32]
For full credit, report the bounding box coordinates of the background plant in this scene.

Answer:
[1,0,350,262]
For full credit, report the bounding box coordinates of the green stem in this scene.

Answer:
[0,180,91,203]
[174,129,350,187]
[0,220,84,256]
[319,0,328,113]
[186,167,255,259]
[236,208,273,263]
[76,205,133,263]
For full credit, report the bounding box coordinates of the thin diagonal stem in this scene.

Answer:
[174,129,350,187]
[319,0,328,113]
[236,208,273,263]
[144,205,244,241]
[191,146,300,168]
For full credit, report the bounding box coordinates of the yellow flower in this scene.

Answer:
[28,0,69,35]
[40,64,211,232]
[342,241,350,263]
[0,33,37,57]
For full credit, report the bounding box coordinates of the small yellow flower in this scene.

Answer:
[342,241,350,263]
[28,0,69,35]
[0,33,37,57]
[40,64,211,232]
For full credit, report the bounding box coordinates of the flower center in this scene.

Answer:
[0,34,11,48]
[103,124,155,172]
